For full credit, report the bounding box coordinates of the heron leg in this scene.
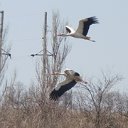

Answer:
[85,36,95,42]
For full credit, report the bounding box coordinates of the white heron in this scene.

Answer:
[49,69,88,100]
[57,16,98,42]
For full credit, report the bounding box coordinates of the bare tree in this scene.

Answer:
[79,72,122,128]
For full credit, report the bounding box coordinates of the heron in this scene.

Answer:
[49,69,87,100]
[57,16,98,42]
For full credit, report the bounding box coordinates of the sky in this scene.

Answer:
[0,0,128,92]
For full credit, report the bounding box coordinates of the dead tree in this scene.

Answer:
[80,72,122,128]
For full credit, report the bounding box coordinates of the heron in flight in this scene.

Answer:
[49,69,88,100]
[58,16,98,42]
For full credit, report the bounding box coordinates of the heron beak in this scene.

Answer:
[51,73,55,75]
[51,72,59,75]
[51,72,65,76]
[57,33,61,36]
[57,33,66,36]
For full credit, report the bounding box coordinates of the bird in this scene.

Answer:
[57,16,98,42]
[1,48,11,59]
[49,68,88,100]
[2,53,11,59]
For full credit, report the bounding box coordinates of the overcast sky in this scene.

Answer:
[0,0,128,92]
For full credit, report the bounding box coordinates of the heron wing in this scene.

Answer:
[76,16,98,36]
[50,80,77,100]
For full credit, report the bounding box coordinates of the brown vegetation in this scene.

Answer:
[0,73,128,128]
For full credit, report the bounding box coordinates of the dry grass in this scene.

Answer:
[0,103,89,128]
[0,97,128,128]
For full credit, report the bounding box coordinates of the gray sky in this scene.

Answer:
[1,0,128,92]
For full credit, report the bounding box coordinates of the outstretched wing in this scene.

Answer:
[76,16,98,36]
[50,80,77,100]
